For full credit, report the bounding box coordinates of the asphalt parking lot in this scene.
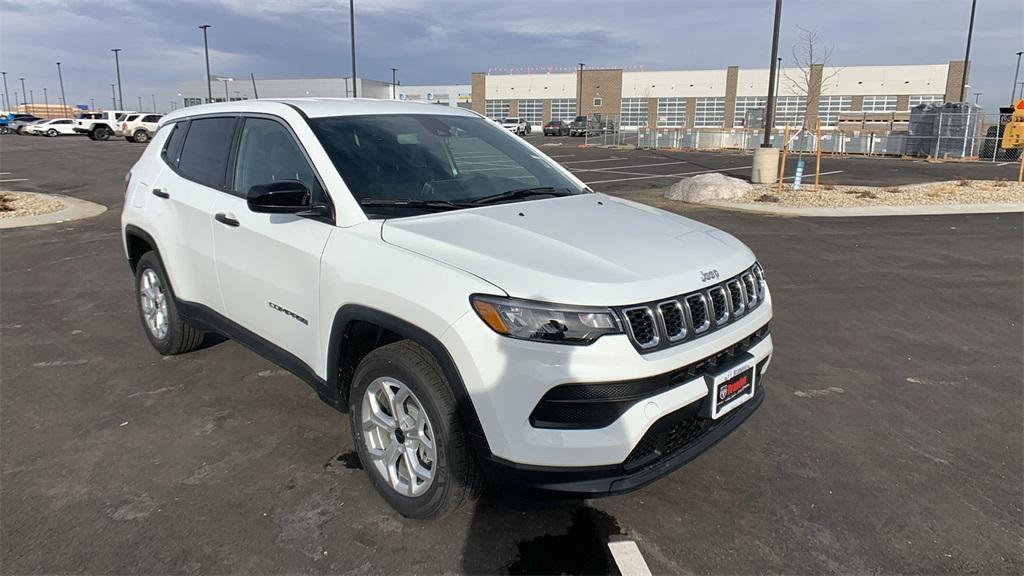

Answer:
[521,134,1023,194]
[2,136,1022,574]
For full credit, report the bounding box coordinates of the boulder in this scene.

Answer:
[664,173,752,203]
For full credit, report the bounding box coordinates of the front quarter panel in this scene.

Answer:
[316,220,506,380]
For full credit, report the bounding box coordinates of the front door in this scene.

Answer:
[211,116,332,370]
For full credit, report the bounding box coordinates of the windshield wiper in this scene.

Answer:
[358,198,474,211]
[470,187,571,205]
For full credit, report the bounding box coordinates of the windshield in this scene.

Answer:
[309,113,584,218]
[502,118,520,123]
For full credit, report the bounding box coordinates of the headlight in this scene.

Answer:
[470,295,622,344]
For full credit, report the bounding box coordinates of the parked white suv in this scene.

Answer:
[120,113,163,143]
[121,99,773,518]
[501,116,530,135]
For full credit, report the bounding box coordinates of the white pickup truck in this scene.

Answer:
[73,110,135,141]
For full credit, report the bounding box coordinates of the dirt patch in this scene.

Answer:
[0,191,65,219]
[718,180,1024,208]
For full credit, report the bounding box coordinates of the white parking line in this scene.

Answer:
[584,165,752,185]
[782,170,843,181]
[0,178,28,183]
[561,156,627,165]
[572,160,689,173]
[608,540,652,576]
[545,154,576,159]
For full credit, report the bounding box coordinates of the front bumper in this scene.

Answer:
[478,383,765,497]
[443,293,773,469]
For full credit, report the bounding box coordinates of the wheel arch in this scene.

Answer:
[327,304,492,456]
[124,225,161,273]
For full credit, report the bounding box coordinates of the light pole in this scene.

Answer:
[110,84,117,109]
[43,87,49,116]
[577,63,584,116]
[169,100,176,111]
[19,77,27,107]
[138,95,143,111]
[959,0,977,102]
[90,98,95,110]
[250,73,259,99]
[349,0,357,97]
[151,94,156,113]
[215,77,233,101]
[29,89,34,107]
[0,71,9,111]
[111,48,124,109]
[391,67,397,99]
[973,92,981,104]
[199,25,213,103]
[775,57,782,108]
[762,0,783,147]
[1011,50,1019,102]
[56,62,67,113]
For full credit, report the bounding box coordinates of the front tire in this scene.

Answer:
[134,251,204,355]
[47,129,58,137]
[349,340,482,519]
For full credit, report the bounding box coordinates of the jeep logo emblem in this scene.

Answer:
[700,270,720,282]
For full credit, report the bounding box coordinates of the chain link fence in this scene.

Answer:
[579,111,1020,162]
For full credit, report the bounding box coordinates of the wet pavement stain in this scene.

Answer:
[323,451,363,473]
[507,506,623,575]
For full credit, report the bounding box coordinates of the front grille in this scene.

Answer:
[618,264,766,353]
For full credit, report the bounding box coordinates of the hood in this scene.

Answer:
[381,194,756,306]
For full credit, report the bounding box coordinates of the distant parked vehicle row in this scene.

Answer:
[27,118,77,137]
[1,113,42,134]
[119,113,163,143]
[74,110,134,140]
[542,120,570,136]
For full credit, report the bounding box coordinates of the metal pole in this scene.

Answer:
[43,87,48,116]
[577,63,584,116]
[110,84,117,109]
[349,0,357,97]
[250,73,259,99]
[959,0,976,102]
[111,48,123,109]
[391,67,397,99]
[19,77,27,106]
[56,62,67,113]
[152,94,156,113]
[13,92,18,110]
[138,95,143,111]
[1012,51,1023,103]
[223,79,229,101]
[200,25,212,103]
[29,89,34,107]
[762,0,783,147]
[0,71,8,111]
[775,57,782,102]
[90,98,95,110]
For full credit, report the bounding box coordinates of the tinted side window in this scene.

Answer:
[177,117,236,188]
[143,115,161,123]
[233,117,320,197]
[162,122,186,167]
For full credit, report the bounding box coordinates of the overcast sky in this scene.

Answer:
[0,0,1021,114]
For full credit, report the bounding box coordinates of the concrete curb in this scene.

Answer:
[698,200,1024,217]
[0,193,108,229]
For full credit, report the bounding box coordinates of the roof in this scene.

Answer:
[161,97,475,124]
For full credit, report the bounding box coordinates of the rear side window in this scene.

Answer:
[143,115,161,123]
[176,117,237,189]
[162,122,187,166]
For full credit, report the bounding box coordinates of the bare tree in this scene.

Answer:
[783,26,842,129]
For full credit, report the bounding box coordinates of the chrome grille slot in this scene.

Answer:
[708,286,730,325]
[753,263,766,299]
[684,294,711,334]
[727,279,746,316]
[623,306,659,349]
[742,273,758,307]
[657,300,687,342]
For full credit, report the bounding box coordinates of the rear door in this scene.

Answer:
[147,116,238,313]
[210,115,333,368]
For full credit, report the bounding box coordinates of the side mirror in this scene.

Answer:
[246,180,311,214]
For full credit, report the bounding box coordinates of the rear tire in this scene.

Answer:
[133,129,149,143]
[47,129,58,137]
[134,251,204,355]
[349,340,483,519]
[92,126,111,141]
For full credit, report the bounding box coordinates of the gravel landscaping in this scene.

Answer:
[0,191,65,219]
[726,179,1024,208]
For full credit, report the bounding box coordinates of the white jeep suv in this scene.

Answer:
[121,99,773,518]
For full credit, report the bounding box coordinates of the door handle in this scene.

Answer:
[215,212,240,227]
[151,188,170,199]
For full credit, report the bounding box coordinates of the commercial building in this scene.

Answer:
[470,61,967,130]
[177,76,470,108]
